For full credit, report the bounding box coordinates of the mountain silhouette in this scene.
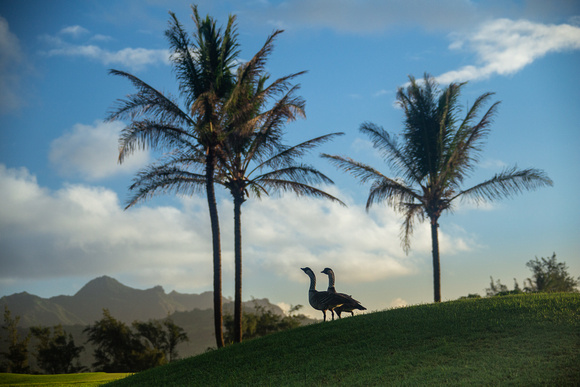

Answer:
[0,275,274,327]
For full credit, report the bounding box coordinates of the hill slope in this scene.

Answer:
[109,293,580,386]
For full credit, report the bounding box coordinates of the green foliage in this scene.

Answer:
[0,306,30,374]
[107,293,580,386]
[84,309,165,372]
[458,293,482,299]
[486,253,578,297]
[486,277,524,297]
[133,316,189,363]
[223,303,306,343]
[29,324,85,374]
[524,253,579,293]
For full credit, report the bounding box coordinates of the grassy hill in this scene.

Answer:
[107,293,579,386]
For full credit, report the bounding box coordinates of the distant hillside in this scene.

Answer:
[0,276,300,366]
[0,276,251,327]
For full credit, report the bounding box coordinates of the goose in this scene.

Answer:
[321,267,367,318]
[301,267,348,321]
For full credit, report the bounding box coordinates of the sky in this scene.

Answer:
[1,0,579,318]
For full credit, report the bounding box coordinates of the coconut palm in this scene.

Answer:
[220,65,345,341]
[323,74,553,302]
[127,30,345,343]
[106,6,239,348]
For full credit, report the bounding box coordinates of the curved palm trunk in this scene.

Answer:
[430,217,441,303]
[233,192,244,343]
[206,149,224,348]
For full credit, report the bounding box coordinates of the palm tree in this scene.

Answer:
[106,6,239,348]
[126,30,345,343]
[220,56,345,341]
[323,74,553,302]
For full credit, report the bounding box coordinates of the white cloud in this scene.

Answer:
[0,16,25,113]
[45,44,170,71]
[59,25,89,38]
[49,120,150,180]
[0,166,477,292]
[438,18,580,83]
[40,28,170,71]
[373,89,390,97]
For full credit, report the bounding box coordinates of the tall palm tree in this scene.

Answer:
[106,6,239,348]
[220,52,345,341]
[126,30,345,343]
[323,74,553,303]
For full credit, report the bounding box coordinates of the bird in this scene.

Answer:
[301,267,352,321]
[321,267,366,318]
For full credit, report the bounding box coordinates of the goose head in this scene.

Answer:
[301,267,314,276]
[321,268,334,275]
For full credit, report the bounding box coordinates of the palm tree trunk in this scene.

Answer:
[430,217,441,303]
[233,192,244,343]
[206,148,224,348]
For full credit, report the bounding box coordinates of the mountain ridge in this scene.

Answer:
[0,276,280,327]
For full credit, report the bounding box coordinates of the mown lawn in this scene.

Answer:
[0,372,131,386]
[104,293,580,386]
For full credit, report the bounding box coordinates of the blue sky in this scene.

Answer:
[1,0,579,317]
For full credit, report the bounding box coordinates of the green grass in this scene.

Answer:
[105,293,579,386]
[0,372,131,386]
[5,293,576,386]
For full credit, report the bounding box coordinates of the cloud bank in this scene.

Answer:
[0,165,476,292]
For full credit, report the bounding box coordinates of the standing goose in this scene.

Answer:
[301,267,350,321]
[321,267,366,318]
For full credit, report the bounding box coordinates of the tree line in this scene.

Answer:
[460,253,579,298]
[0,307,187,374]
[0,303,308,374]
[104,3,552,347]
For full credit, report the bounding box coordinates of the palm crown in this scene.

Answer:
[323,74,552,302]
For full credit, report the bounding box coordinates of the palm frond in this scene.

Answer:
[126,166,206,209]
[106,70,193,129]
[453,166,553,203]
[254,164,334,187]
[165,10,201,107]
[438,99,500,188]
[359,122,422,184]
[253,133,343,173]
[399,202,425,253]
[321,154,388,185]
[236,30,283,87]
[118,120,196,163]
[255,178,345,206]
[366,176,421,211]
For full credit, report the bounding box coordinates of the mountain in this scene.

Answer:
[0,276,308,370]
[0,275,281,327]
